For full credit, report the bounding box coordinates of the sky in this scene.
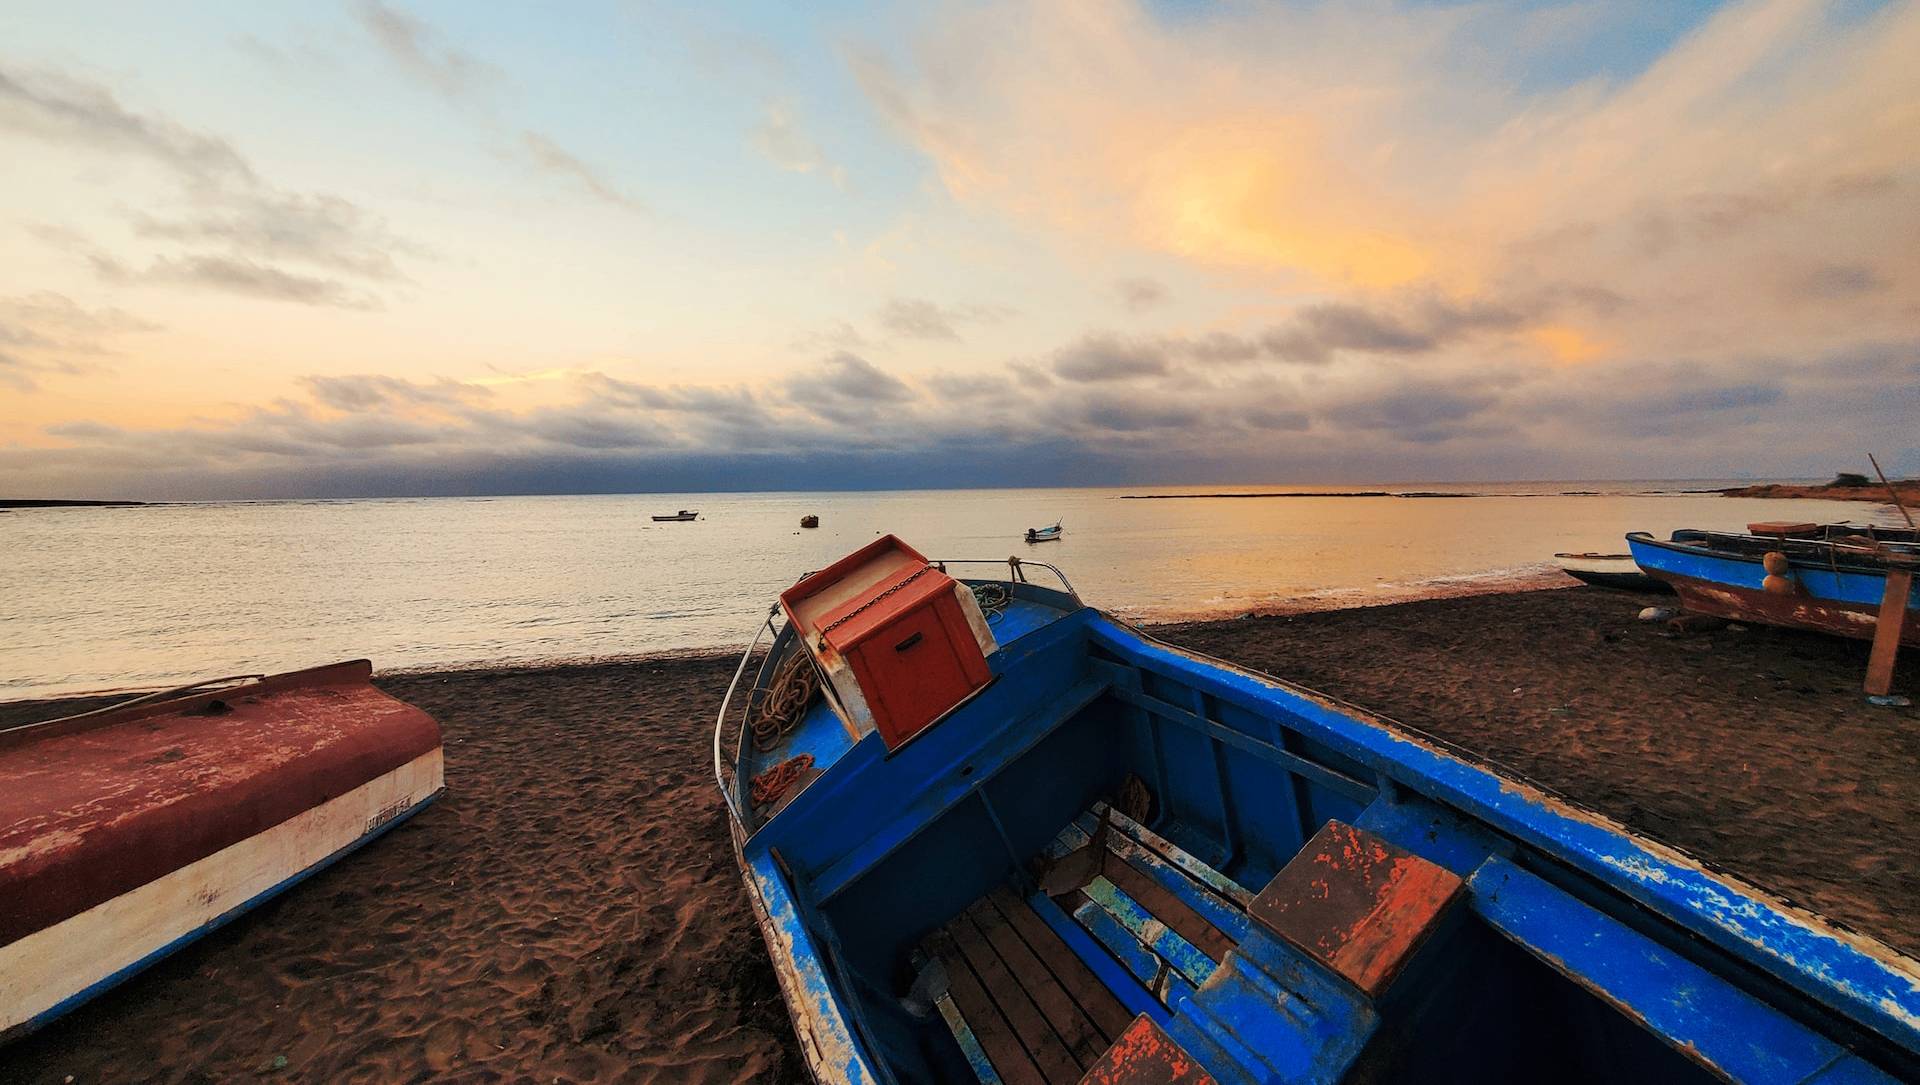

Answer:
[1,0,1916,499]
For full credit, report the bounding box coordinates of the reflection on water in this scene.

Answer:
[0,483,1899,698]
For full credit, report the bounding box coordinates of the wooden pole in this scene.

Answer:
[1864,568,1911,700]
[1868,452,1915,530]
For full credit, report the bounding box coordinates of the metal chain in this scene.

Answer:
[819,565,933,635]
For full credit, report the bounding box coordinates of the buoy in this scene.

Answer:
[1761,551,1794,594]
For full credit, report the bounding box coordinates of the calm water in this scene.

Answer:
[0,483,1899,698]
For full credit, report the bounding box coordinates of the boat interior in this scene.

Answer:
[1657,526,1919,567]
[719,562,1914,1084]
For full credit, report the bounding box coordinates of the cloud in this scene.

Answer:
[784,352,916,423]
[0,64,252,183]
[302,374,493,412]
[872,297,1013,342]
[751,100,846,187]
[853,0,1920,378]
[356,0,504,104]
[129,191,412,280]
[1052,334,1170,382]
[12,333,1919,499]
[0,293,156,391]
[1114,277,1168,312]
[3,63,418,302]
[90,253,375,309]
[520,131,645,213]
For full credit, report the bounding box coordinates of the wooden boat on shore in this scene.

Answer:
[1627,529,1919,646]
[0,661,443,1042]
[716,538,1918,1083]
[653,510,699,522]
[1552,552,1672,593]
[1026,521,1062,543]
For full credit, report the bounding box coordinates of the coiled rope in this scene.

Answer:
[971,582,1011,622]
[749,648,819,752]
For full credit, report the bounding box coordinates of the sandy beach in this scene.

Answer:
[2,585,1914,1083]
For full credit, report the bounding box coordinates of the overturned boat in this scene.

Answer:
[0,661,443,1042]
[1627,527,1919,645]
[717,536,1919,1083]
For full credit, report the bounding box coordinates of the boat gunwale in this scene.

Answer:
[0,659,381,750]
[1629,530,1918,578]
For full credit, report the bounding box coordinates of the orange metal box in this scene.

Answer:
[781,536,995,750]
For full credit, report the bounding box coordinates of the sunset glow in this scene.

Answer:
[2,0,1916,498]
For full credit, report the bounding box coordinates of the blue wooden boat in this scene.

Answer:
[1027,522,1063,544]
[717,542,1919,1084]
[1627,529,1920,645]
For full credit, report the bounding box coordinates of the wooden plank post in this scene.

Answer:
[1864,569,1912,703]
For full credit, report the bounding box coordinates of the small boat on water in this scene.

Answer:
[1026,521,1062,543]
[1552,552,1672,593]
[1627,527,1919,645]
[716,538,1918,1084]
[652,510,699,522]
[0,661,444,1042]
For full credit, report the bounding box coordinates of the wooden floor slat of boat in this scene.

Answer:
[986,885,1134,1041]
[1099,850,1235,964]
[926,811,1266,1083]
[963,900,1107,1065]
[945,912,1083,1083]
[928,928,1048,1085]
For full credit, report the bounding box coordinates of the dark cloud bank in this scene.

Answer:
[9,341,1917,501]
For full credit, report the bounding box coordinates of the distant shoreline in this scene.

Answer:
[0,499,146,509]
[1119,488,1724,500]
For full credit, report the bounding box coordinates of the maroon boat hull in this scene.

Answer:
[1653,571,1920,647]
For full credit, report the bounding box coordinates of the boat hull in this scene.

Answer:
[1628,534,1919,645]
[720,559,1920,1083]
[0,661,445,1041]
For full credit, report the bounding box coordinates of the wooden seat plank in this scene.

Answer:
[1101,850,1236,964]
[947,914,1082,1083]
[987,885,1134,1041]
[928,929,1047,1085]
[964,900,1105,1066]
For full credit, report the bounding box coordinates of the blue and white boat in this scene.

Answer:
[1627,528,1919,645]
[717,541,1919,1084]
[1026,522,1063,544]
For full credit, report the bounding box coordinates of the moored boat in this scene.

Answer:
[716,538,1918,1083]
[1552,552,1672,593]
[1026,521,1062,543]
[653,509,699,522]
[0,661,444,1042]
[1627,529,1919,645]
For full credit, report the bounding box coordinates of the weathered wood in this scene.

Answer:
[987,885,1135,1041]
[948,914,1081,1082]
[1101,850,1236,964]
[1250,820,1463,997]
[928,928,1046,1085]
[965,900,1105,1066]
[1865,569,1912,698]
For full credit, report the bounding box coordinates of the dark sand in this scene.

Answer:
[2,586,1915,1082]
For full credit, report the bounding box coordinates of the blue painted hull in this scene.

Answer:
[1628,531,1919,644]
[721,567,1919,1084]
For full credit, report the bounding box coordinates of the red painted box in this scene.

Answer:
[782,536,994,749]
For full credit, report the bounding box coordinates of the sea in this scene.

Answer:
[1,481,1902,699]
